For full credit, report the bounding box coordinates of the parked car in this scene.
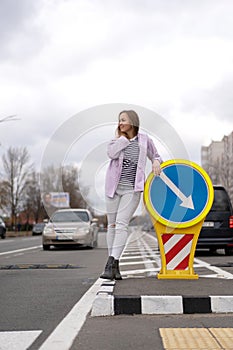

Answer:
[32,222,46,236]
[0,218,6,239]
[197,185,233,255]
[42,209,98,250]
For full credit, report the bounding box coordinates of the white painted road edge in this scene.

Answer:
[0,246,42,256]
[39,278,103,350]
[194,257,233,279]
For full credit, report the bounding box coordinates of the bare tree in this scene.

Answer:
[62,165,88,208]
[23,171,42,225]
[40,164,89,209]
[2,146,32,228]
[0,180,10,213]
[39,165,61,193]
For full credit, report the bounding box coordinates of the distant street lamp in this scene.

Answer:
[0,116,20,146]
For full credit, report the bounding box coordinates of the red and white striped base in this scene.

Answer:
[162,233,194,270]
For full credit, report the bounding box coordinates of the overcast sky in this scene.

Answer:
[0,0,233,208]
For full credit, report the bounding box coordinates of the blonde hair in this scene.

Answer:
[118,110,140,137]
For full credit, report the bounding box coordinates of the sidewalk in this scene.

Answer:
[6,230,32,237]
[72,230,233,350]
[92,230,233,316]
[71,276,233,350]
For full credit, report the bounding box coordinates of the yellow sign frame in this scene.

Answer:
[143,159,214,279]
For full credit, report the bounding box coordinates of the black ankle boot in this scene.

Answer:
[114,259,122,280]
[100,256,116,280]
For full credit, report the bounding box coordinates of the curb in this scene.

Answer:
[91,282,233,316]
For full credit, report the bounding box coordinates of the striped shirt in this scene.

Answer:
[119,137,139,187]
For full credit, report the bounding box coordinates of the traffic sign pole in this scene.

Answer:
[144,159,214,280]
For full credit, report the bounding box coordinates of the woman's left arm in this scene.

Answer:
[147,137,162,176]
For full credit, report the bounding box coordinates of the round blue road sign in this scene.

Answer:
[144,159,214,228]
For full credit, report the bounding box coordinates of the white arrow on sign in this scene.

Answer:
[160,171,194,210]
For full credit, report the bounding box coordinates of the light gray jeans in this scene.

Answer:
[106,184,141,260]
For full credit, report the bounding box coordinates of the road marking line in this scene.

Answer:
[122,231,233,279]
[120,231,160,277]
[200,274,220,278]
[146,232,233,279]
[0,330,42,350]
[39,278,103,350]
[194,257,233,279]
[0,246,42,256]
[120,260,154,266]
[120,254,158,260]
[22,237,41,241]
[121,267,160,276]
[137,236,157,277]
[140,234,161,268]
[12,253,24,257]
[0,239,14,243]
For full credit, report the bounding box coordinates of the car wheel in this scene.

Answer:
[1,234,6,239]
[87,241,94,249]
[87,237,96,249]
[225,247,233,256]
[43,244,50,250]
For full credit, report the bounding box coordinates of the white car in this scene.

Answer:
[42,209,98,250]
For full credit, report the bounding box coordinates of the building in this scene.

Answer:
[201,131,233,205]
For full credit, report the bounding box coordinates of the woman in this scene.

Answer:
[100,110,162,280]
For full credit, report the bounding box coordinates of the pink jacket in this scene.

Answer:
[105,133,162,198]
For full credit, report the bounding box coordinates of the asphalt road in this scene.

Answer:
[0,234,108,349]
[0,232,233,350]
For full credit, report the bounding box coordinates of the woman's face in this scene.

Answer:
[118,112,132,134]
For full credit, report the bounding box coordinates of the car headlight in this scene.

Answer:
[76,228,90,234]
[43,226,54,234]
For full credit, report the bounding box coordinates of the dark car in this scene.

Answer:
[0,218,6,239]
[32,222,46,236]
[197,185,233,255]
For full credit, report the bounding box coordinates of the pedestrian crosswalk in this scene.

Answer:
[0,331,42,350]
[120,229,160,278]
[119,229,233,280]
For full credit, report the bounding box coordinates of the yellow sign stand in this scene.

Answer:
[144,159,214,280]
